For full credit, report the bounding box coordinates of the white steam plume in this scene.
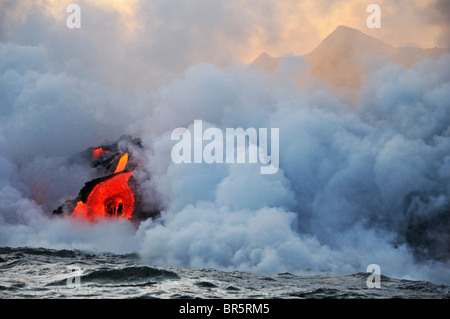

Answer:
[0,1,449,285]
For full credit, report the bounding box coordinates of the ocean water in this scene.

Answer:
[0,247,448,299]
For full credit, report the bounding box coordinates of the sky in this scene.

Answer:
[0,0,449,88]
[0,0,449,284]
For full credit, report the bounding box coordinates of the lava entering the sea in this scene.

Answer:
[53,136,159,223]
[72,167,134,222]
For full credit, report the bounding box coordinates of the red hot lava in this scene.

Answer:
[114,153,129,174]
[72,151,134,222]
[53,136,160,223]
[72,171,135,222]
[92,147,111,161]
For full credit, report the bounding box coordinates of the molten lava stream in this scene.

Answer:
[92,147,111,161]
[72,171,135,222]
[114,153,128,173]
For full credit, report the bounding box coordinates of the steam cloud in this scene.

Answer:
[0,0,449,285]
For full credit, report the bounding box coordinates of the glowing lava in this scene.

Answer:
[92,147,111,161]
[73,151,135,222]
[114,153,129,173]
[72,171,135,222]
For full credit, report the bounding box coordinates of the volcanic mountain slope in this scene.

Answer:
[251,25,448,88]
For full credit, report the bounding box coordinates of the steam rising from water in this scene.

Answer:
[0,4,449,285]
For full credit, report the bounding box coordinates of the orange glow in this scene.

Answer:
[72,171,135,222]
[7,1,446,68]
[114,153,129,173]
[92,147,111,161]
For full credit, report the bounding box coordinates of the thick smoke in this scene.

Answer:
[0,1,449,285]
[133,56,450,284]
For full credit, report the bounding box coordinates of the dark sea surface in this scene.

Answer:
[0,247,448,299]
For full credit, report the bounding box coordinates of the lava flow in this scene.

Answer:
[114,153,129,174]
[92,147,111,161]
[53,136,160,223]
[72,171,135,222]
[72,151,134,221]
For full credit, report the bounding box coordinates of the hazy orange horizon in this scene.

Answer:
[1,0,448,87]
[13,0,447,61]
